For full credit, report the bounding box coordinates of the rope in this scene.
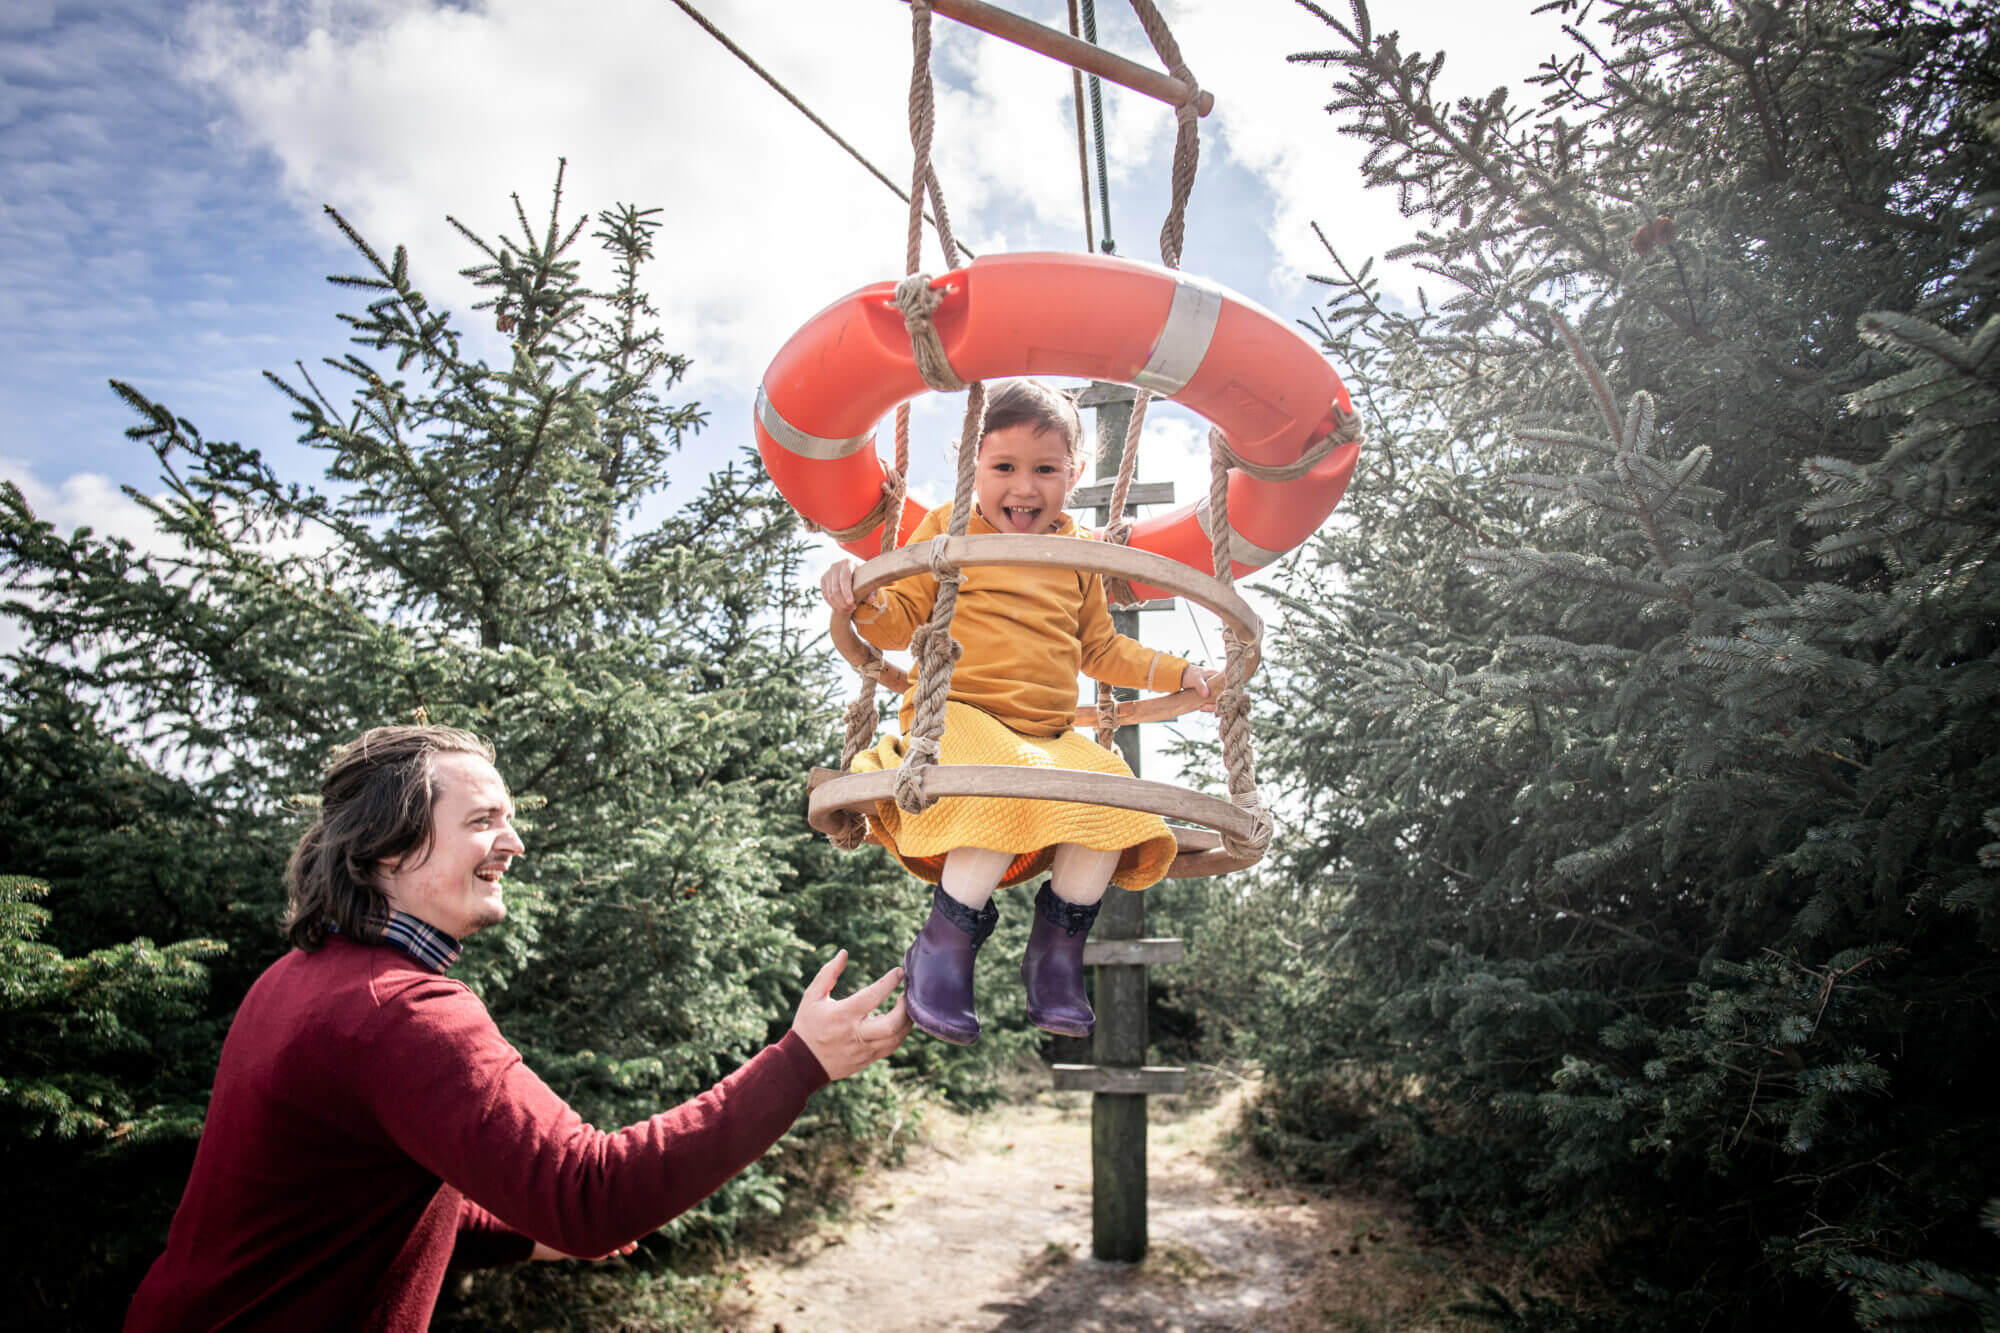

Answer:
[1091,0,1207,698]
[1205,428,1274,862]
[890,0,988,815]
[1127,0,1202,268]
[895,275,966,391]
[664,0,971,264]
[896,380,987,813]
[829,0,979,844]
[1208,405,1366,484]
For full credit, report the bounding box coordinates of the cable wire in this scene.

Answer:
[1066,0,1096,254]
[665,0,971,260]
[1078,0,1115,254]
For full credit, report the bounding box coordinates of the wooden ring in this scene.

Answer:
[807,765,1264,879]
[829,534,1263,727]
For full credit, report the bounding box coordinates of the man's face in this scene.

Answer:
[376,752,524,939]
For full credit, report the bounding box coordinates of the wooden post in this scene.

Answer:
[1089,382,1148,1263]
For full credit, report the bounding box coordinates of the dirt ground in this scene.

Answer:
[714,1076,1477,1332]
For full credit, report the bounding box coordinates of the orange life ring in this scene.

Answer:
[754,251,1359,601]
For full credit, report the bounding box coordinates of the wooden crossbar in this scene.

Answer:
[919,0,1214,117]
[826,532,1263,728]
[1051,1064,1189,1095]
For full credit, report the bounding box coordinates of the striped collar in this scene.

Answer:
[375,910,463,973]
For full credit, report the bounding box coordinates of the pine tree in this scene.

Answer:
[1236,2,2000,1325]
[0,165,909,1328]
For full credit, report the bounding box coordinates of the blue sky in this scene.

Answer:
[3,0,1576,539]
[2,0,1576,782]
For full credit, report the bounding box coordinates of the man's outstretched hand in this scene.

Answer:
[530,1239,639,1262]
[791,950,911,1081]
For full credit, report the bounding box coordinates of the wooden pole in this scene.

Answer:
[1089,383,1148,1263]
[919,0,1214,117]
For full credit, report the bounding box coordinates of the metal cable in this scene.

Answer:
[665,0,971,261]
[1066,0,1096,254]
[1078,0,1115,254]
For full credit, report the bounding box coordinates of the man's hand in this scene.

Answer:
[791,950,911,1081]
[530,1239,639,1261]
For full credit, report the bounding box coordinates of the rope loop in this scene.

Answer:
[893,734,945,813]
[895,274,966,392]
[1221,797,1274,861]
[1173,72,1201,125]
[1208,410,1364,486]
[1094,680,1122,750]
[808,477,901,545]
[922,531,964,587]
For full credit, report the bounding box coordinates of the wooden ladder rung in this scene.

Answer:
[1050,1063,1188,1096]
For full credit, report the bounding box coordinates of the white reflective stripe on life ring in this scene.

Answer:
[1194,496,1290,567]
[1133,274,1224,396]
[757,385,873,461]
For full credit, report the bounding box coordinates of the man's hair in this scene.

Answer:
[284,725,495,951]
[980,379,1087,470]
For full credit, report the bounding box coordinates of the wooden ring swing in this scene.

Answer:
[808,534,1270,878]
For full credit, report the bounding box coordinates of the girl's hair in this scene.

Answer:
[283,725,495,950]
[981,379,1088,473]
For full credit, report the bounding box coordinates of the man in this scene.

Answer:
[127,724,909,1331]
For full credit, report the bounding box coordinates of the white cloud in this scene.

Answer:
[2,456,162,550]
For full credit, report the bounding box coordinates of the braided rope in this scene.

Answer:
[1092,0,1205,724]
[895,275,966,391]
[1127,0,1201,268]
[1205,427,1273,861]
[894,381,987,812]
[1208,405,1366,484]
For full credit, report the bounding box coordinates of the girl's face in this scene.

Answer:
[973,423,1081,535]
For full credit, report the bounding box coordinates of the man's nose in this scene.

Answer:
[496,826,526,856]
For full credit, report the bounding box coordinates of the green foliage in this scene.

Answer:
[1237,1,2000,1326]
[0,164,921,1329]
[1834,1199,2000,1331]
[0,873,220,1143]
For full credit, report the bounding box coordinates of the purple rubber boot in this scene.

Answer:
[904,885,999,1046]
[1022,881,1102,1038]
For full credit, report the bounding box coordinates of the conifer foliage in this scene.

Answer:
[1244,1,2000,1324]
[0,166,888,1329]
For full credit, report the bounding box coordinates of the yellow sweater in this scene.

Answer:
[853,503,1192,738]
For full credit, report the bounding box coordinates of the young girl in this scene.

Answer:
[820,379,1219,1046]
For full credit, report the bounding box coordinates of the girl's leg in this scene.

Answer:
[1024,843,1119,1038]
[1048,843,1119,906]
[940,846,1014,911]
[906,847,1012,1046]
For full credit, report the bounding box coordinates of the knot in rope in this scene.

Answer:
[1222,797,1275,862]
[1171,67,1201,125]
[895,274,965,392]
[1094,681,1122,751]
[893,734,945,813]
[1209,415,1363,485]
[827,809,869,851]
[907,620,964,672]
[810,477,901,545]
[923,532,963,587]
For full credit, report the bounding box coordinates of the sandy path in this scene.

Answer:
[715,1083,1380,1332]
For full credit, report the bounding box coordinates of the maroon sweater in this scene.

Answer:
[126,935,828,1331]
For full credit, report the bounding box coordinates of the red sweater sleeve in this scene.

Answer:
[361,974,829,1260]
[452,1197,536,1270]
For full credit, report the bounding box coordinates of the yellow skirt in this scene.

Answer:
[850,701,1177,891]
